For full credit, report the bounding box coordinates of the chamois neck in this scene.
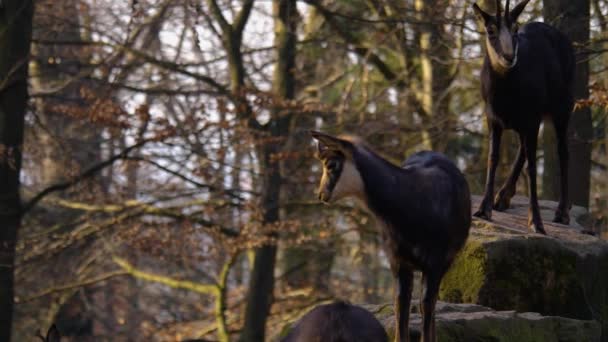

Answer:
[351,147,405,217]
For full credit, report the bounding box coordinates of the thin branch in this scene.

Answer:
[234,0,255,35]
[18,271,128,303]
[32,37,231,97]
[206,0,232,33]
[43,196,241,238]
[303,0,406,88]
[113,256,219,295]
[215,253,238,342]
[126,156,252,202]
[22,138,152,214]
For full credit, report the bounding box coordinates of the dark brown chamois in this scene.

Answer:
[281,301,388,342]
[472,0,575,234]
[310,131,471,342]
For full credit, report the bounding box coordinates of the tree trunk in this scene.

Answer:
[30,0,102,189]
[0,1,34,340]
[415,0,452,152]
[543,0,592,208]
[240,1,297,340]
[281,7,336,294]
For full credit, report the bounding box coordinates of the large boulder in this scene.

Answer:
[367,301,601,342]
[439,196,608,341]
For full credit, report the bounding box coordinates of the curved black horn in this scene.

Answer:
[510,0,531,22]
[496,0,501,18]
[506,0,510,21]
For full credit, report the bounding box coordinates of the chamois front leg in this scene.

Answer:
[523,127,546,234]
[474,122,503,220]
[394,268,414,342]
[494,136,526,211]
[553,119,570,224]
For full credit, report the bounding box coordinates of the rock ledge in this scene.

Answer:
[364,301,601,342]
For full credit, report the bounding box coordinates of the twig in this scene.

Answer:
[18,270,128,302]
[22,138,152,214]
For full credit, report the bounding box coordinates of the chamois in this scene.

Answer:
[472,0,575,234]
[281,301,388,342]
[311,131,471,342]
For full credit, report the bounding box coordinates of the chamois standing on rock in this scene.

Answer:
[281,301,388,342]
[311,131,471,342]
[472,0,575,234]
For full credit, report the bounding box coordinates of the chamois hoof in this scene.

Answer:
[552,210,570,225]
[473,208,492,221]
[581,229,597,236]
[529,222,546,235]
[493,196,511,212]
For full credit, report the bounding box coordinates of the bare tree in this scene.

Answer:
[0,1,34,340]
[543,0,592,208]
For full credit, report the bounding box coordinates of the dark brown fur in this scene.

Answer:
[311,131,471,342]
[281,301,388,342]
[473,0,574,233]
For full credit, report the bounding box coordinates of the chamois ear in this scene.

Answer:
[310,130,352,156]
[509,0,531,23]
[472,3,493,24]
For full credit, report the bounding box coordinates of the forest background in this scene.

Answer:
[0,0,606,340]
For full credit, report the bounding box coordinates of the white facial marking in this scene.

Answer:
[331,160,365,202]
[320,167,329,188]
[486,36,512,75]
[486,24,517,75]
[499,23,514,57]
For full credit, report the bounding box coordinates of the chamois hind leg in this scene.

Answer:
[420,271,441,342]
[474,122,503,220]
[523,126,546,234]
[494,134,526,211]
[553,118,570,224]
[394,268,414,342]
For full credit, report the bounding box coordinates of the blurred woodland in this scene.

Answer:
[0,0,607,341]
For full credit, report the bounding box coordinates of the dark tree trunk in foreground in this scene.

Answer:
[543,0,592,207]
[240,0,297,340]
[0,1,34,340]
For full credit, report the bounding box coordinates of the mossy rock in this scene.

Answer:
[439,196,608,341]
[372,302,600,342]
[278,302,600,342]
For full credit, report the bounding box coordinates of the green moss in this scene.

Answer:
[439,235,608,341]
[578,250,608,342]
[440,237,589,317]
[439,240,488,303]
[479,238,587,319]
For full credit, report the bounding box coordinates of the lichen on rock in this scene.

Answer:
[439,195,608,341]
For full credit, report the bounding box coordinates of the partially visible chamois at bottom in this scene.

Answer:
[281,301,388,342]
[310,131,471,342]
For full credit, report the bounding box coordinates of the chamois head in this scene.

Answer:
[310,131,365,204]
[473,0,530,73]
